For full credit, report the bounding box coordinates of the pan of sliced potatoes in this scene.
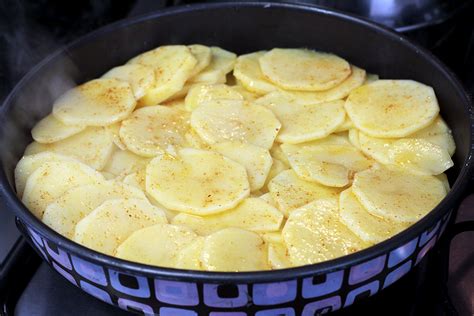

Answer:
[0,2,472,314]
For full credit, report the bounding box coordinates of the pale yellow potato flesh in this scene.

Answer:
[256,92,345,144]
[102,64,155,99]
[171,197,283,235]
[25,127,115,170]
[188,44,212,77]
[345,80,440,137]
[31,114,85,144]
[352,166,447,223]
[74,199,167,256]
[128,45,197,105]
[262,158,289,192]
[53,78,136,126]
[339,188,409,243]
[189,47,236,83]
[268,242,292,269]
[282,198,369,265]
[176,237,205,270]
[233,51,278,94]
[42,182,147,238]
[201,228,268,271]
[116,223,197,266]
[119,105,190,157]
[191,100,281,149]
[107,123,127,150]
[259,48,351,91]
[102,147,150,178]
[22,161,104,218]
[184,83,243,111]
[146,148,250,215]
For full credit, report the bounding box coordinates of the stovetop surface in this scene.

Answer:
[0,1,473,315]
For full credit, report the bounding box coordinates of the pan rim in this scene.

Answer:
[1,1,473,283]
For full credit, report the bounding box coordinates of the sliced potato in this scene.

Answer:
[171,198,283,235]
[334,115,354,133]
[339,188,409,243]
[176,237,205,270]
[14,152,77,198]
[75,199,167,255]
[128,45,197,105]
[282,198,368,265]
[436,173,450,192]
[188,44,212,76]
[116,223,197,266]
[345,80,440,137]
[365,73,379,84]
[122,169,146,191]
[259,48,351,91]
[262,158,289,192]
[102,64,155,99]
[119,105,190,157]
[42,182,147,238]
[201,228,268,271]
[24,127,114,170]
[103,147,150,178]
[348,129,361,149]
[53,78,136,126]
[281,140,373,187]
[212,142,273,191]
[256,92,345,144]
[184,128,210,150]
[184,84,243,111]
[31,114,85,144]
[22,161,104,218]
[191,100,281,149]
[146,148,250,215]
[270,143,290,167]
[268,242,292,269]
[189,47,236,83]
[409,116,455,156]
[230,84,261,101]
[233,51,278,94]
[352,165,447,223]
[281,65,366,104]
[358,132,393,165]
[268,170,341,216]
[388,138,453,175]
[107,123,127,150]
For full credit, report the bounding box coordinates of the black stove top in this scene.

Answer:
[0,1,473,315]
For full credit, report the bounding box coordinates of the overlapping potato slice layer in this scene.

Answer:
[53,78,136,126]
[146,148,250,214]
[352,166,447,223]
[32,114,85,144]
[345,80,440,137]
[259,48,351,91]
[120,105,190,157]
[256,92,345,144]
[189,47,236,84]
[129,45,197,105]
[191,100,281,149]
[102,64,155,99]
[234,51,278,94]
[188,44,212,76]
[184,84,243,111]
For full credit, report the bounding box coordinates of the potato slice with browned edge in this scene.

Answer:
[345,80,439,137]
[25,127,114,170]
[191,100,281,149]
[268,170,341,216]
[31,114,85,144]
[352,165,447,223]
[282,198,368,265]
[42,182,147,238]
[119,105,190,157]
[339,188,409,243]
[188,44,212,77]
[184,84,243,111]
[201,228,268,271]
[116,223,197,266]
[14,152,77,198]
[234,51,278,94]
[53,78,136,126]
[189,47,236,84]
[281,65,366,105]
[128,45,197,105]
[259,48,351,91]
[146,148,250,215]
[171,198,283,235]
[22,161,104,218]
[102,64,155,99]
[75,199,167,255]
[256,92,345,144]
[212,142,273,191]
